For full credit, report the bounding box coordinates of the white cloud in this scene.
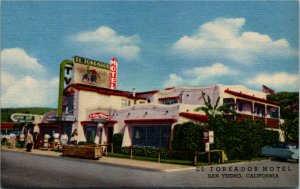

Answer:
[164,74,184,87]
[1,71,15,93]
[184,63,236,78]
[245,72,299,91]
[164,63,237,87]
[1,75,59,107]
[71,26,140,60]
[1,48,45,73]
[172,17,297,63]
[1,48,58,107]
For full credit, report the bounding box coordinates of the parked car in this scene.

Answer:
[261,142,299,162]
[1,131,21,143]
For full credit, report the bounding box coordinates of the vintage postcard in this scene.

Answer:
[1,1,299,188]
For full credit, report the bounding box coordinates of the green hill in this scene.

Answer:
[1,107,57,122]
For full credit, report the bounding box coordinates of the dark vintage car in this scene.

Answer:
[261,142,299,162]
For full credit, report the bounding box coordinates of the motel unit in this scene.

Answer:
[39,82,284,149]
[36,56,284,149]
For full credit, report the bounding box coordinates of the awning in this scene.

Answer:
[0,122,15,129]
[38,122,62,127]
[81,120,117,125]
[158,96,180,101]
[125,118,177,124]
[46,116,76,122]
[81,121,97,126]
[179,112,208,122]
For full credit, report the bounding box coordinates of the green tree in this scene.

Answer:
[194,93,279,160]
[194,93,237,150]
[195,92,236,121]
[281,117,299,142]
[173,122,204,152]
[267,92,299,141]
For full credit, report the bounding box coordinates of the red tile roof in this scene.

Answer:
[81,120,117,125]
[224,89,279,106]
[66,84,147,100]
[0,122,15,129]
[158,96,180,101]
[179,112,208,122]
[136,90,159,95]
[125,118,177,124]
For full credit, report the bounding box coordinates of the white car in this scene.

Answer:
[261,142,299,162]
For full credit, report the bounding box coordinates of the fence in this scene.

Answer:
[106,144,225,165]
[46,142,225,165]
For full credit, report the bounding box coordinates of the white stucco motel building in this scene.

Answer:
[37,56,284,149]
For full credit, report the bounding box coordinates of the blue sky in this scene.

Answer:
[1,1,299,108]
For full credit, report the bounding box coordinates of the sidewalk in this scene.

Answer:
[1,146,195,172]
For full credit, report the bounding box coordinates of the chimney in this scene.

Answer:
[133,88,136,97]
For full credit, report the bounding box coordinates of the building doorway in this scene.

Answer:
[85,126,97,144]
[107,126,113,144]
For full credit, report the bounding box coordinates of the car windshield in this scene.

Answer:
[272,143,298,149]
[284,143,298,149]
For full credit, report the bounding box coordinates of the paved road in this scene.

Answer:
[1,151,298,188]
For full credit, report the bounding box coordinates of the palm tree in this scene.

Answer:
[194,92,237,152]
[195,92,236,120]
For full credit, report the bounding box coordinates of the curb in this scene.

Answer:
[1,148,195,172]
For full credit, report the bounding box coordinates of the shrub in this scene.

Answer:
[1,138,8,144]
[173,122,205,152]
[112,133,123,153]
[120,146,171,159]
[206,119,279,160]
[112,133,123,147]
[173,118,279,161]
[198,151,223,163]
[88,132,96,143]
[77,141,95,145]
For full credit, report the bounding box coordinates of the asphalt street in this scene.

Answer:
[1,150,298,188]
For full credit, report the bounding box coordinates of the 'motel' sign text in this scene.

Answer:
[110,58,118,89]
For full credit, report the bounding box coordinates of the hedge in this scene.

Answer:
[112,133,123,153]
[172,119,279,160]
[173,121,205,152]
[112,119,279,162]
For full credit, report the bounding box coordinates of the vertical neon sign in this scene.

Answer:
[110,58,118,89]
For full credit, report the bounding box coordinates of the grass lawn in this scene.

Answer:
[107,152,268,166]
[107,152,193,165]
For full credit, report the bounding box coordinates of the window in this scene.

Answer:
[66,95,74,115]
[62,124,73,141]
[138,100,146,104]
[121,99,131,108]
[223,98,235,110]
[254,103,265,116]
[85,126,97,143]
[41,127,59,139]
[237,100,243,111]
[132,124,171,148]
[161,100,178,105]
[236,99,252,112]
[267,106,279,118]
